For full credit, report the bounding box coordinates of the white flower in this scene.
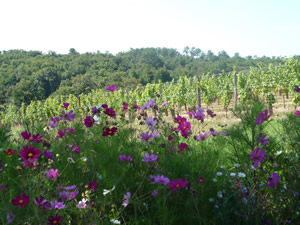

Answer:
[110,219,121,224]
[234,163,240,168]
[238,172,246,178]
[93,115,101,124]
[230,173,236,177]
[208,197,214,202]
[213,178,217,182]
[215,204,219,208]
[77,198,88,209]
[220,165,225,169]
[103,185,116,195]
[216,172,223,176]
[217,191,223,198]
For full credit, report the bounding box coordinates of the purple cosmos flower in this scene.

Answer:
[153,175,170,185]
[44,150,54,160]
[197,177,205,183]
[64,185,77,190]
[295,86,300,92]
[207,109,216,118]
[256,109,271,125]
[84,116,95,128]
[178,143,189,154]
[145,117,156,130]
[193,111,205,122]
[178,120,191,133]
[45,169,59,181]
[132,104,141,109]
[174,115,187,124]
[142,153,158,162]
[68,190,79,200]
[61,110,76,122]
[141,99,155,110]
[105,84,119,92]
[267,172,280,188]
[102,127,118,136]
[104,107,116,117]
[194,133,209,142]
[7,212,15,224]
[122,192,131,207]
[48,214,62,225]
[208,128,218,136]
[258,135,269,146]
[50,201,65,210]
[35,196,51,209]
[250,148,266,168]
[88,181,98,191]
[169,179,189,191]
[119,155,133,162]
[152,190,159,197]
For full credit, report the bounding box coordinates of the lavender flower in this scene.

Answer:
[142,153,158,162]
[145,117,156,130]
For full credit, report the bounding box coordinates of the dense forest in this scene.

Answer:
[0,47,289,106]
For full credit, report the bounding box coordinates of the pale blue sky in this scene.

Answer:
[0,0,299,57]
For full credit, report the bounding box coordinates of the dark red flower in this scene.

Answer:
[48,214,62,225]
[84,116,95,128]
[19,145,41,161]
[174,116,187,124]
[12,194,30,207]
[21,130,43,143]
[132,104,141,109]
[3,148,17,156]
[104,107,116,117]
[102,127,118,136]
[62,102,70,108]
[178,143,189,154]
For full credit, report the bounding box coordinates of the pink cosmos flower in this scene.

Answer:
[250,148,266,168]
[12,194,30,207]
[178,143,189,154]
[122,102,129,112]
[72,145,80,154]
[45,169,59,181]
[169,179,189,191]
[105,84,119,92]
[267,172,280,188]
[294,111,300,116]
[132,104,141,109]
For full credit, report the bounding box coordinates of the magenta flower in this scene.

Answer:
[3,148,17,156]
[122,102,129,112]
[178,120,191,133]
[62,102,70,108]
[60,110,76,122]
[197,177,205,183]
[84,116,95,128]
[119,155,133,162]
[132,104,141,109]
[104,107,116,117]
[178,143,189,154]
[21,130,43,143]
[294,111,300,116]
[64,128,76,134]
[105,84,119,92]
[207,109,216,118]
[102,127,118,136]
[19,145,41,161]
[122,192,131,207]
[152,190,159,197]
[160,101,168,107]
[72,145,80,154]
[250,148,266,168]
[145,116,156,130]
[12,194,30,207]
[267,172,280,188]
[208,128,218,136]
[174,115,187,124]
[256,109,271,125]
[45,169,59,181]
[68,190,79,200]
[169,179,189,191]
[142,153,158,162]
[258,135,269,146]
[48,214,62,225]
[88,181,98,191]
[56,130,65,140]
[194,133,209,142]
[294,86,300,92]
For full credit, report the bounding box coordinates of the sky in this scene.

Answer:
[0,0,300,57]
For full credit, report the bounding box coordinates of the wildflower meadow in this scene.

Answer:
[0,85,300,225]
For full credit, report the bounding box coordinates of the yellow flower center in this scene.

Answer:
[178,120,181,123]
[28,153,33,157]
[108,131,112,134]
[19,200,24,204]
[53,220,57,224]
[176,184,180,188]
[183,127,186,130]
